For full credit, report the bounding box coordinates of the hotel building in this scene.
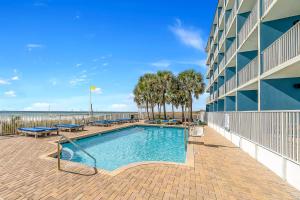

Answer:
[203,0,300,190]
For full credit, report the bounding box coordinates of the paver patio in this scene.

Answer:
[0,124,299,200]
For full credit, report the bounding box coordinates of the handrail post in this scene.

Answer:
[57,141,61,170]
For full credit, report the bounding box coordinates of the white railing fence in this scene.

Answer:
[238,56,258,86]
[238,2,258,47]
[0,112,137,135]
[226,75,237,93]
[206,112,300,164]
[219,57,226,72]
[214,67,219,80]
[226,39,237,64]
[262,0,275,15]
[262,22,300,73]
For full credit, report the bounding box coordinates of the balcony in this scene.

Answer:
[226,39,237,64]
[213,48,219,61]
[262,0,275,16]
[219,31,225,47]
[226,75,236,93]
[238,56,258,86]
[214,67,219,80]
[238,2,258,47]
[219,84,225,97]
[262,22,300,74]
[210,75,214,86]
[226,0,238,34]
[213,26,219,41]
[213,90,219,100]
[219,57,226,72]
[219,7,225,24]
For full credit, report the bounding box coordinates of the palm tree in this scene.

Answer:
[133,76,150,120]
[157,71,174,120]
[178,69,205,122]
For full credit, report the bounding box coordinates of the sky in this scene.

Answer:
[0,0,217,112]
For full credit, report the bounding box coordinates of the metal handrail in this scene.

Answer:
[57,134,97,172]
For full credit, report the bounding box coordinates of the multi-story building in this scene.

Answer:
[203,0,300,191]
[205,0,300,112]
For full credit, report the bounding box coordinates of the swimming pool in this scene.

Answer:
[60,125,187,171]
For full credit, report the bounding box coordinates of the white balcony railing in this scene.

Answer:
[214,26,219,41]
[226,39,237,64]
[226,0,238,34]
[214,67,219,80]
[210,75,214,85]
[219,57,226,72]
[238,2,258,47]
[220,31,225,46]
[262,0,275,15]
[262,22,300,73]
[226,75,236,93]
[213,48,219,61]
[213,90,218,100]
[238,56,258,86]
[219,7,225,24]
[219,84,225,97]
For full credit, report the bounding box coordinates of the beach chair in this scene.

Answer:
[167,119,180,125]
[91,120,112,127]
[17,128,52,138]
[35,127,59,135]
[54,124,84,132]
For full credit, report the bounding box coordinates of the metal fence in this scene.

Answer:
[238,56,258,86]
[0,112,137,135]
[205,112,300,164]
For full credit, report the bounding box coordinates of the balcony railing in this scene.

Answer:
[226,39,237,64]
[214,67,219,80]
[210,75,214,85]
[219,7,225,24]
[213,47,219,61]
[219,57,226,72]
[226,0,238,34]
[226,75,236,93]
[220,31,225,46]
[214,26,219,41]
[262,0,275,15]
[213,90,218,100]
[238,56,258,86]
[262,22,300,73]
[238,2,258,47]
[219,84,225,97]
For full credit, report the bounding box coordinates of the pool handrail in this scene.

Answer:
[58,134,97,173]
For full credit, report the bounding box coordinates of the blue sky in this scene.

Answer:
[0,0,216,111]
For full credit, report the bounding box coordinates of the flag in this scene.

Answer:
[90,85,97,91]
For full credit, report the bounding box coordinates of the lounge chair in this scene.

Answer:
[54,124,84,132]
[17,127,53,138]
[35,127,59,135]
[92,120,112,127]
[167,119,180,125]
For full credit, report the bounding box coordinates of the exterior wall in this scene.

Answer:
[237,90,258,111]
[261,78,300,110]
[225,96,236,111]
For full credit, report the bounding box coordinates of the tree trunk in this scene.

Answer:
[146,101,150,120]
[172,104,175,119]
[181,105,185,122]
[158,104,161,119]
[151,105,155,120]
[189,92,193,122]
[163,93,167,120]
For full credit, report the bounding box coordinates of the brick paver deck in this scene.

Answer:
[0,125,299,200]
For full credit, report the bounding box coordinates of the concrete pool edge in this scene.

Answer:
[43,123,195,176]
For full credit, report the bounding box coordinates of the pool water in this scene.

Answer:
[61,125,186,171]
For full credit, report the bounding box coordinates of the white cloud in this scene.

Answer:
[49,78,58,86]
[26,43,44,51]
[4,90,16,97]
[111,104,128,110]
[75,63,82,68]
[24,102,50,111]
[151,60,171,68]
[11,76,19,81]
[170,19,205,51]
[69,70,88,86]
[91,87,102,94]
[0,79,10,85]
[102,63,109,66]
